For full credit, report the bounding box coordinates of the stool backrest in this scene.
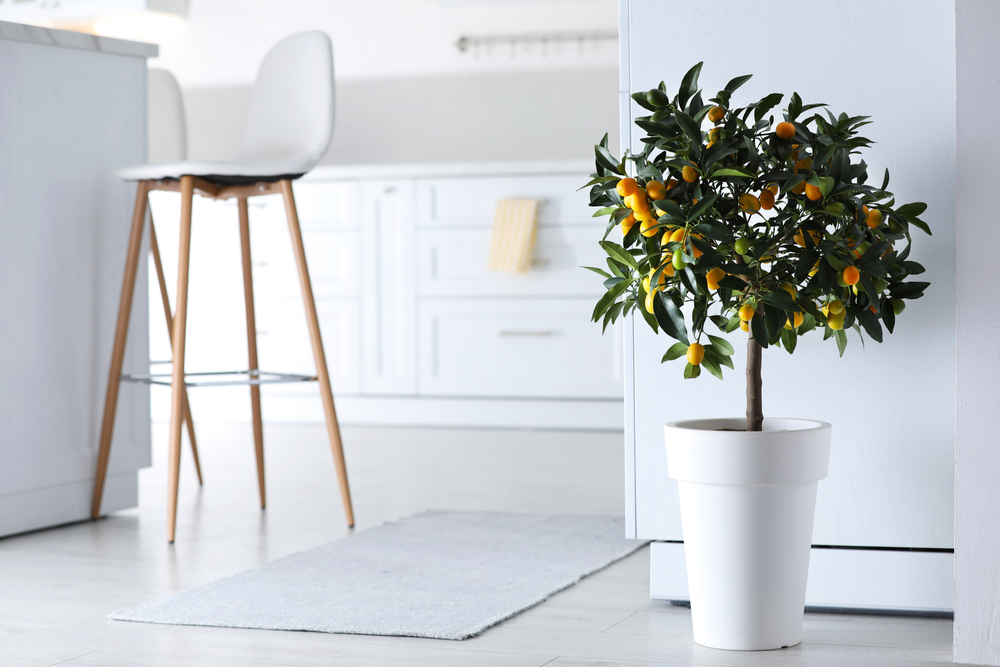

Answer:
[148,69,187,164]
[237,31,335,171]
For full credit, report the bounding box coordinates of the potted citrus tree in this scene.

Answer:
[585,63,931,650]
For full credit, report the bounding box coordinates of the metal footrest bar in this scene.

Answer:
[121,369,317,387]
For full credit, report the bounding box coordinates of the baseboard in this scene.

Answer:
[0,471,138,539]
[155,386,625,431]
[649,541,953,614]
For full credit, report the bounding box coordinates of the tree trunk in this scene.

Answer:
[746,334,763,432]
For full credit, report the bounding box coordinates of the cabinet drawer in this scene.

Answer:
[416,174,591,228]
[254,298,360,395]
[417,299,623,399]
[417,226,607,297]
[250,227,359,300]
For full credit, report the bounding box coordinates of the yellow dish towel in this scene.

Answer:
[486,198,539,274]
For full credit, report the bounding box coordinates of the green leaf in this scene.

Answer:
[687,193,719,221]
[678,62,704,109]
[780,328,797,354]
[708,166,756,179]
[653,292,690,344]
[889,281,930,299]
[753,92,784,123]
[599,240,638,269]
[724,74,752,93]
[662,342,688,362]
[835,329,848,357]
[655,199,686,220]
[700,355,724,380]
[694,218,733,242]
[760,290,798,313]
[595,145,624,175]
[592,206,617,217]
[703,346,734,370]
[855,306,883,343]
[591,278,630,322]
[706,334,735,356]
[764,304,785,341]
[750,313,769,349]
[582,266,612,279]
[683,362,701,379]
[674,111,704,145]
[631,91,657,112]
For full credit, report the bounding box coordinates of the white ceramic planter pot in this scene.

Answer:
[665,418,832,651]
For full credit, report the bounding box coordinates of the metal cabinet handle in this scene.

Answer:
[498,330,555,337]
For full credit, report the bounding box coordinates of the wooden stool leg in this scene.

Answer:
[279,179,354,528]
[238,197,266,509]
[167,175,196,543]
[92,181,150,519]
[150,215,203,485]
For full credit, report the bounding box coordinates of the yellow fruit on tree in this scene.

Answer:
[740,320,749,332]
[775,121,796,141]
[682,165,699,183]
[644,290,657,314]
[759,188,775,210]
[640,219,659,237]
[708,106,725,123]
[842,265,861,286]
[784,312,805,329]
[646,180,667,200]
[708,127,722,142]
[687,343,706,365]
[809,259,820,276]
[616,177,638,198]
[866,208,883,229]
[739,304,755,322]
[620,212,636,235]
[706,267,726,290]
[669,228,687,243]
[828,299,845,314]
[805,183,823,201]
[828,312,845,330]
[739,194,760,212]
[633,207,653,222]
[780,282,797,298]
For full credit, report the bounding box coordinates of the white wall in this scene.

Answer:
[182,68,620,164]
[955,2,1000,663]
[624,0,956,549]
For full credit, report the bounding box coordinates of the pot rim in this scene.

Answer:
[666,417,831,434]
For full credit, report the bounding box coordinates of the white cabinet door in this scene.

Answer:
[416,174,592,228]
[416,226,608,298]
[417,299,623,399]
[360,180,417,394]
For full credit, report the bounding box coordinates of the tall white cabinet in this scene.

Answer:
[620,1,956,611]
[148,161,624,431]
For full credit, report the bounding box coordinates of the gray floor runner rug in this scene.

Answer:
[112,510,646,640]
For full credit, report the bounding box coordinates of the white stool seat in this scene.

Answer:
[116,157,313,184]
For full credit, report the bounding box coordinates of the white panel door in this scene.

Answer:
[360,180,417,395]
[624,0,956,550]
[417,298,623,399]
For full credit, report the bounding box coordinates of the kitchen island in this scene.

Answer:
[0,21,155,536]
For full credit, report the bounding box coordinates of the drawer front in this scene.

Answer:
[417,226,607,297]
[254,298,360,395]
[250,227,359,300]
[416,174,592,228]
[241,181,360,229]
[417,299,623,399]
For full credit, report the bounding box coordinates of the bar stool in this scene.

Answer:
[91,31,354,543]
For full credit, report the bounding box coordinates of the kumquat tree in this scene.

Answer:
[584,63,932,431]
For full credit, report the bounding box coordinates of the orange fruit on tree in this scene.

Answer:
[620,212,636,235]
[789,144,800,161]
[633,207,653,222]
[640,219,659,237]
[739,320,749,332]
[665,178,678,191]
[646,180,667,200]
[708,106,725,123]
[708,127,722,142]
[793,157,813,173]
[738,304,755,322]
[759,188,775,210]
[669,228,687,243]
[687,343,706,365]
[866,208,883,229]
[681,165,699,183]
[791,181,807,195]
[784,312,805,329]
[616,177,638,197]
[842,265,861,286]
[706,267,726,290]
[804,183,823,201]
[775,121,795,141]
[739,193,760,212]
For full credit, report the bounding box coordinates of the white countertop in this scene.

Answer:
[0,20,157,58]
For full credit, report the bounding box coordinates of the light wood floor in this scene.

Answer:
[0,422,955,666]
